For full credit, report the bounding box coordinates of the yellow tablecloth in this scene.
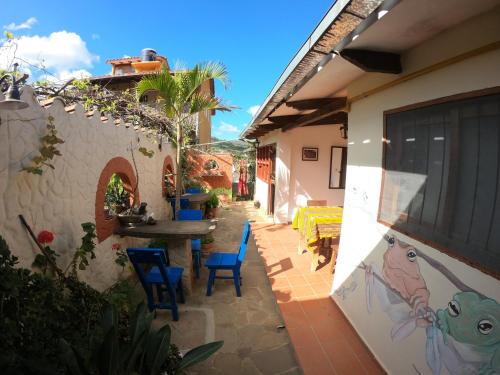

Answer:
[292,207,343,251]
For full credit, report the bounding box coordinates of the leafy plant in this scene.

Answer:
[205,192,220,209]
[201,234,214,245]
[138,147,155,158]
[68,222,97,275]
[0,236,108,374]
[22,115,65,175]
[59,303,223,375]
[136,62,232,214]
[112,243,129,269]
[105,174,131,215]
[211,187,232,199]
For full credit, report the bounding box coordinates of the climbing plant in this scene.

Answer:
[22,115,64,175]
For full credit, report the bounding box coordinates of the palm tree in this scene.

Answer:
[136,62,230,214]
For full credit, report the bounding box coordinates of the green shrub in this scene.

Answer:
[206,192,220,209]
[0,235,222,374]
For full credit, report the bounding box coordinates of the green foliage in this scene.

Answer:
[105,174,131,214]
[206,192,220,209]
[114,249,129,269]
[1,234,220,374]
[4,30,14,40]
[32,245,59,275]
[201,234,214,245]
[0,237,108,374]
[22,116,65,175]
[59,303,223,375]
[211,187,232,199]
[69,222,97,275]
[138,147,155,158]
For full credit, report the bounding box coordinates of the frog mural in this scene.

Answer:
[344,233,500,374]
[431,292,500,374]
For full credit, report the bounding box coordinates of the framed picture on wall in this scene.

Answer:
[329,146,347,189]
[302,147,318,161]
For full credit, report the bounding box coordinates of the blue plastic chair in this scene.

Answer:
[205,220,251,297]
[127,248,185,321]
[178,209,203,279]
[186,187,202,194]
[168,198,190,219]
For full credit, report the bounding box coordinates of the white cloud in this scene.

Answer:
[247,105,260,117]
[4,17,38,31]
[91,33,100,40]
[0,30,99,82]
[218,122,239,133]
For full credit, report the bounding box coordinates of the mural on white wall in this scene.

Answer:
[337,235,500,375]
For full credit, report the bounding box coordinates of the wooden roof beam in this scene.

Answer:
[286,97,346,111]
[340,49,402,74]
[281,101,348,132]
[303,111,347,127]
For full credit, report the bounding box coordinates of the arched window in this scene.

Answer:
[95,157,138,242]
[162,156,175,198]
[204,159,219,171]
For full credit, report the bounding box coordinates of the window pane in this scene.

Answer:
[380,92,500,276]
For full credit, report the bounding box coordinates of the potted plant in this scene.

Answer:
[205,192,219,219]
[201,234,215,256]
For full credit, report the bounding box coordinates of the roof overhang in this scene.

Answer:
[242,0,500,139]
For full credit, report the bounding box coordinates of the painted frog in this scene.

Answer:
[437,291,500,374]
[382,235,430,325]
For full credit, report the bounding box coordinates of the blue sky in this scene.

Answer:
[1,0,333,140]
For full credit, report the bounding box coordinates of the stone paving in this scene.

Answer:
[154,202,302,375]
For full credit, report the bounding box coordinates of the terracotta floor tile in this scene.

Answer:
[310,282,332,296]
[289,285,316,300]
[287,275,308,287]
[294,342,335,375]
[253,222,385,375]
[271,277,291,289]
[274,288,293,303]
[287,325,320,349]
[304,273,328,285]
[322,339,367,375]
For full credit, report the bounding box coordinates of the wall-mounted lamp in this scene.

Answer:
[340,124,348,140]
[0,63,29,111]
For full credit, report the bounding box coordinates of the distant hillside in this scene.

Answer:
[210,136,250,155]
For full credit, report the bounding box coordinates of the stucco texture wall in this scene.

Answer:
[187,151,233,190]
[255,125,346,223]
[332,9,500,375]
[0,87,176,290]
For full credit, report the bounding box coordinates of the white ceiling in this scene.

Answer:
[269,0,500,120]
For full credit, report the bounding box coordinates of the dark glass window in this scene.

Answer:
[380,91,500,276]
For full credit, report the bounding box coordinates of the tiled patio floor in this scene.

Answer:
[246,204,385,375]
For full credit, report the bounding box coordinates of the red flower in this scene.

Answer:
[37,230,54,244]
[112,243,121,251]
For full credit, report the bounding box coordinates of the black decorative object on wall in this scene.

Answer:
[302,147,318,161]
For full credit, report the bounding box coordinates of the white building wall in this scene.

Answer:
[333,9,500,374]
[254,126,346,223]
[0,88,175,290]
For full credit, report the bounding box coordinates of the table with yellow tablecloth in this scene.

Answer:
[292,206,343,271]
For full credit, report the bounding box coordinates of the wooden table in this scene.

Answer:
[182,193,210,210]
[292,206,343,271]
[115,220,216,293]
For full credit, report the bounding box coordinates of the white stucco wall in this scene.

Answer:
[333,8,500,374]
[0,87,175,290]
[255,126,347,223]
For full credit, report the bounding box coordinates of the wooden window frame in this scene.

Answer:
[378,86,500,280]
[329,146,347,189]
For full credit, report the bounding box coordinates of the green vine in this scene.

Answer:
[138,146,154,158]
[22,116,64,175]
[69,222,97,275]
